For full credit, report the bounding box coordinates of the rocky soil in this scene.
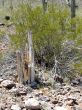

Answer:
[0,75,82,110]
[0,29,82,110]
[0,45,82,110]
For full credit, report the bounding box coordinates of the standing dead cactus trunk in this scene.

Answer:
[24,43,29,82]
[28,31,35,84]
[16,50,24,84]
[16,31,35,86]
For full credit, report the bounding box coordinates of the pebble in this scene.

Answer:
[24,98,41,110]
[11,104,21,110]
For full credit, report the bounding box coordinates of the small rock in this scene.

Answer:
[62,90,68,95]
[1,80,15,89]
[66,100,74,106]
[34,90,43,97]
[10,87,27,96]
[55,106,67,110]
[25,98,41,110]
[52,99,58,104]
[65,96,76,102]
[39,95,50,102]
[25,94,33,98]
[11,104,21,110]
[9,87,20,96]
[40,101,54,110]
[71,80,79,86]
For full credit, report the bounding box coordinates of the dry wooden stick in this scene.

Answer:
[28,31,35,84]
[16,50,24,83]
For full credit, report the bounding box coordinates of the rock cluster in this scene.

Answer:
[0,35,82,110]
[0,77,82,110]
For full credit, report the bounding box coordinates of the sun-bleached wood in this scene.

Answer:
[24,43,29,81]
[28,31,35,84]
[16,31,35,84]
[16,50,24,83]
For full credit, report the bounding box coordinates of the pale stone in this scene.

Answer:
[1,80,15,89]
[11,104,21,110]
[55,106,67,110]
[25,98,41,110]
[66,100,74,106]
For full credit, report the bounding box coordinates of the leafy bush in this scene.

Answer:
[11,3,70,67]
[10,2,82,76]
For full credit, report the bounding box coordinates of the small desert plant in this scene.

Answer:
[11,3,70,66]
[9,2,82,78]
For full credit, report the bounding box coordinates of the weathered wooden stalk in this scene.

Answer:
[16,31,35,85]
[16,50,24,84]
[24,43,29,82]
[28,31,35,84]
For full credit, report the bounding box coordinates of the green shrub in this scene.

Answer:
[10,2,82,77]
[10,3,70,66]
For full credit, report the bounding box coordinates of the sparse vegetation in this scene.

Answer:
[8,2,82,77]
[0,1,82,110]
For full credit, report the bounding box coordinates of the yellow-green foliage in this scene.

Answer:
[10,3,82,70]
[11,4,69,53]
[74,61,82,75]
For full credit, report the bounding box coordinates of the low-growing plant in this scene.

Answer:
[9,2,82,77]
[10,3,70,66]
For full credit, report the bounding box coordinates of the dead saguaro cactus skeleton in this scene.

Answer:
[16,50,24,83]
[16,31,35,85]
[24,43,29,82]
[27,31,35,84]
